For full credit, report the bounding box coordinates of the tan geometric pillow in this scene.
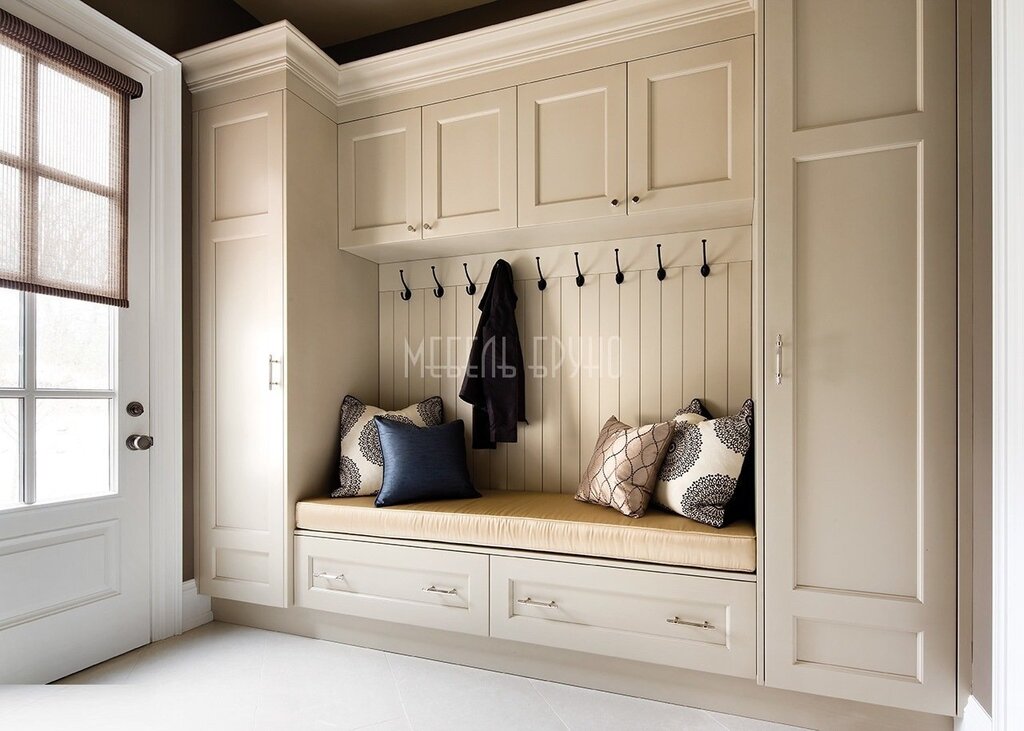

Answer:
[575,416,675,518]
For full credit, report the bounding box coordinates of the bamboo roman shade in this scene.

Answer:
[0,10,142,308]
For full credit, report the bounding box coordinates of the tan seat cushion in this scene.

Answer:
[296,490,755,573]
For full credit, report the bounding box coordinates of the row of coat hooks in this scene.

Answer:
[399,239,711,301]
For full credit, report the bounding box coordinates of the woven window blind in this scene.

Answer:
[0,10,142,308]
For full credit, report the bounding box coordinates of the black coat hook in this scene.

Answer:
[656,243,666,281]
[536,256,547,291]
[399,269,412,301]
[614,248,624,285]
[700,238,710,278]
[463,263,476,296]
[431,265,444,298]
[574,251,585,287]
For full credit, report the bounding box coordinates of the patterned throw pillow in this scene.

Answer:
[575,416,676,518]
[654,399,754,527]
[334,395,444,497]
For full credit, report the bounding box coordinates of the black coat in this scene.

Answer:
[459,259,526,448]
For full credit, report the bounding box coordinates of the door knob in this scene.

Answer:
[126,434,154,451]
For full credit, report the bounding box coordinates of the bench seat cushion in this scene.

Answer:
[295,489,755,572]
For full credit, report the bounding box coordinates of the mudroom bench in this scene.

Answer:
[293,490,757,679]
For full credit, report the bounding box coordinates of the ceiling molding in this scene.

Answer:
[178,0,754,105]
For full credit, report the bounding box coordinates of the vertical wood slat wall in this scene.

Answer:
[378,260,751,494]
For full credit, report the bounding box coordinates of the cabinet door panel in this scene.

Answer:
[518,65,626,225]
[198,93,286,607]
[764,0,956,714]
[627,37,752,213]
[339,109,422,246]
[422,88,516,237]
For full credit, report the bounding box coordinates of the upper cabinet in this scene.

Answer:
[339,108,422,247]
[337,35,754,255]
[518,65,627,226]
[422,88,517,237]
[627,37,753,213]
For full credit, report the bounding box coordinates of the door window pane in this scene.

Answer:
[35,398,111,503]
[36,179,112,291]
[0,399,18,507]
[0,44,21,156]
[36,294,111,390]
[0,164,20,275]
[0,288,20,387]
[37,64,111,186]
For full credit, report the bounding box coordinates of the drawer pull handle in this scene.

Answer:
[313,571,345,582]
[422,585,458,595]
[666,616,715,630]
[517,597,557,609]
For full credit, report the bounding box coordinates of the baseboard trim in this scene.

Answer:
[213,598,953,731]
[956,696,993,731]
[181,580,213,633]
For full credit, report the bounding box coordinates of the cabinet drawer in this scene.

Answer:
[490,556,755,678]
[295,536,489,636]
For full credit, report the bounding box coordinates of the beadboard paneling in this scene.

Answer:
[379,232,752,494]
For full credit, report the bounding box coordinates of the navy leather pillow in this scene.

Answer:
[374,417,479,507]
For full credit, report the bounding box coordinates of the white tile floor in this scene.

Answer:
[0,622,806,731]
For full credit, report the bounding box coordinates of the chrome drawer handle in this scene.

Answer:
[268,354,281,390]
[517,597,557,609]
[313,571,345,582]
[775,334,783,385]
[422,585,458,595]
[666,616,715,630]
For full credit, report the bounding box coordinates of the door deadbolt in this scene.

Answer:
[126,434,154,451]
[126,401,145,417]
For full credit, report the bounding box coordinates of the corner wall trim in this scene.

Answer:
[182,580,213,633]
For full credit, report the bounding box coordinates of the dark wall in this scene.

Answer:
[325,0,582,63]
[82,0,259,56]
[81,1,259,583]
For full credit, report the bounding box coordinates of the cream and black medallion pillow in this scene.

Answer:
[654,399,754,527]
[575,416,675,519]
[334,395,444,497]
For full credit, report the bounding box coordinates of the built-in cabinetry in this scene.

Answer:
[338,36,753,250]
[182,0,968,722]
[196,89,378,607]
[763,0,957,716]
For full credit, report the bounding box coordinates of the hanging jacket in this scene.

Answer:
[459,259,526,449]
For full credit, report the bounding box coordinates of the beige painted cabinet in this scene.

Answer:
[197,90,378,607]
[422,88,517,237]
[517,65,626,225]
[763,0,957,715]
[338,108,422,247]
[627,36,753,214]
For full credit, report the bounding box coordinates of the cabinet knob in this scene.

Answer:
[631,195,640,204]
[610,198,619,207]
[424,223,433,230]
[407,224,416,232]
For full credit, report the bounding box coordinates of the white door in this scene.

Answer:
[422,88,517,237]
[517,65,626,226]
[0,59,152,683]
[763,0,957,715]
[338,108,422,247]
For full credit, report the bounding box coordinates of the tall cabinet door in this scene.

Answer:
[197,93,287,607]
[517,65,626,225]
[422,89,517,238]
[338,109,422,247]
[763,0,957,714]
[627,37,753,214]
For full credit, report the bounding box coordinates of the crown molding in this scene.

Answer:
[178,19,339,101]
[179,0,753,105]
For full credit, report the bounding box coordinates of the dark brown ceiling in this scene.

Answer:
[323,0,586,64]
[82,0,583,62]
